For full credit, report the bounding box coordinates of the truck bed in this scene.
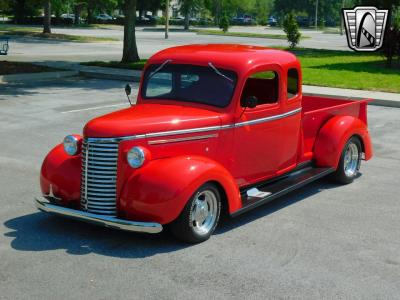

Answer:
[301,95,369,161]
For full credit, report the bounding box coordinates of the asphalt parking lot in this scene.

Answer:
[0,78,399,299]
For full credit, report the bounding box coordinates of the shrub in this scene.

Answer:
[156,16,166,25]
[283,12,301,49]
[219,14,229,33]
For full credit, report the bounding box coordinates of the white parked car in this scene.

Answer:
[95,14,115,21]
[61,13,75,20]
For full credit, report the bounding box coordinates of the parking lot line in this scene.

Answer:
[61,103,127,114]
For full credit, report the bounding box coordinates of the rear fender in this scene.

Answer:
[314,115,373,169]
[119,155,240,224]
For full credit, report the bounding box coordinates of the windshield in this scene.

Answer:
[141,64,238,108]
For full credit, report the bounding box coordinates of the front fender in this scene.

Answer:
[314,115,373,169]
[40,144,81,206]
[119,155,240,224]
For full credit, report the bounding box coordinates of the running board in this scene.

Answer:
[231,167,335,217]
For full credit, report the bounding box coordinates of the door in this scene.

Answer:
[231,68,300,186]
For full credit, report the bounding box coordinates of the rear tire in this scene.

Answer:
[169,183,221,243]
[330,136,362,184]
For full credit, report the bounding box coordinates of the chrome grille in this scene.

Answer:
[81,139,119,216]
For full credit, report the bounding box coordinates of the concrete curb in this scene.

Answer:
[0,70,78,84]
[368,99,400,108]
[79,69,141,82]
[303,85,400,108]
[303,92,400,109]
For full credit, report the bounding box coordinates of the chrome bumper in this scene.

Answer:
[35,196,163,234]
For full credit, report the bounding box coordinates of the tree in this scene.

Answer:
[360,0,400,67]
[283,12,301,48]
[85,0,118,24]
[121,0,140,63]
[179,0,203,30]
[382,7,400,67]
[43,0,51,33]
[10,0,42,24]
[253,0,273,25]
[219,13,229,32]
[0,0,9,12]
[137,0,162,18]
[273,0,343,27]
[74,2,85,25]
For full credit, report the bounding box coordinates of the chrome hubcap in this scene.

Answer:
[190,190,218,235]
[344,142,359,177]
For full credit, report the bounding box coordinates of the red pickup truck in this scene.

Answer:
[36,44,373,243]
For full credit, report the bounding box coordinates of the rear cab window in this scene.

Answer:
[287,68,299,99]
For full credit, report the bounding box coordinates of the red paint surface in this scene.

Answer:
[39,45,373,224]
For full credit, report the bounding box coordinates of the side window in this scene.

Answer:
[145,72,173,98]
[241,70,279,107]
[287,68,299,99]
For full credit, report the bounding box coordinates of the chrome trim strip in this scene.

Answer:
[146,125,223,138]
[234,108,302,128]
[35,197,163,234]
[148,133,219,145]
[87,135,146,143]
[86,108,301,143]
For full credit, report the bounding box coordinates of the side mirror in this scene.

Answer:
[242,96,258,109]
[125,83,132,96]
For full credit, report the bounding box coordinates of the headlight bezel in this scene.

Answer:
[127,146,146,168]
[63,135,79,156]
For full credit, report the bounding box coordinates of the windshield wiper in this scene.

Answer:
[149,59,172,79]
[208,62,233,83]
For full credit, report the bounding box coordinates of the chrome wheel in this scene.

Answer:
[344,142,360,177]
[190,190,218,236]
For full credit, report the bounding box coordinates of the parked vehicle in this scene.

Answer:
[35,45,373,243]
[232,15,256,25]
[95,13,115,21]
[0,37,9,55]
[138,16,150,21]
[61,13,75,20]
[268,16,278,27]
[296,16,310,27]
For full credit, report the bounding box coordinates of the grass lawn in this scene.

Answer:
[0,61,59,75]
[194,29,310,40]
[82,48,400,93]
[295,49,400,93]
[0,25,118,42]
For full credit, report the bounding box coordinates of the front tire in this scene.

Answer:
[169,183,221,243]
[330,136,362,184]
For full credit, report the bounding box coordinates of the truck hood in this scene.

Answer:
[83,103,223,138]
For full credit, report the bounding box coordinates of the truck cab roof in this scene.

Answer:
[147,44,300,75]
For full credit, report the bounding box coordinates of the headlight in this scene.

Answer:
[127,147,145,168]
[63,135,79,156]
